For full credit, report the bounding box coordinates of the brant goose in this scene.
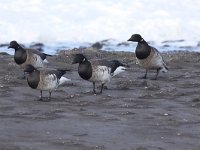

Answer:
[72,54,126,94]
[8,41,52,78]
[24,64,70,101]
[128,34,168,80]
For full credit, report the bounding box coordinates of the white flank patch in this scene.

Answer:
[97,66,110,81]
[90,66,111,83]
[43,59,49,63]
[46,74,58,89]
[33,54,45,68]
[59,77,71,86]
[38,74,58,90]
[113,66,126,76]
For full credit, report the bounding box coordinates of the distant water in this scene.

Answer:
[1,39,200,55]
[0,0,200,45]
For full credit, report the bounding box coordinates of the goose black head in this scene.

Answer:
[127,34,144,42]
[24,64,37,73]
[8,41,21,49]
[72,54,87,64]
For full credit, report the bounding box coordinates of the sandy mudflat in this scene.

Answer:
[0,49,200,150]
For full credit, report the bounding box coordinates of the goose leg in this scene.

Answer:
[38,90,43,101]
[154,69,160,80]
[100,83,105,94]
[40,90,43,98]
[141,69,148,79]
[48,91,52,101]
[93,82,96,94]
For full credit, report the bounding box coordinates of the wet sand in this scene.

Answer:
[0,49,200,150]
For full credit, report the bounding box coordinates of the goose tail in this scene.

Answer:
[59,77,71,85]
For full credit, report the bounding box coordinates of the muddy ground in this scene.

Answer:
[0,49,200,150]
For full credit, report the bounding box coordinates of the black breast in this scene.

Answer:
[27,71,40,89]
[78,61,92,80]
[14,49,27,65]
[135,43,151,59]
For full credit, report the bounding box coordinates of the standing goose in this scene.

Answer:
[8,41,52,78]
[24,64,70,101]
[72,54,126,94]
[128,34,168,80]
